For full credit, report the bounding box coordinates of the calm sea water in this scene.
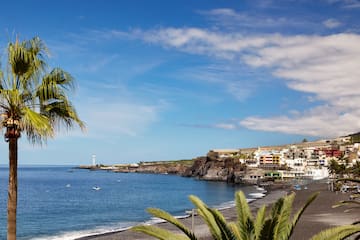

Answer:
[0,166,262,240]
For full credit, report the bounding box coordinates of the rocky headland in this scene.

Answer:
[79,134,360,184]
[78,151,250,184]
[182,151,247,183]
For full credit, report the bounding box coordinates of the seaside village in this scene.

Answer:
[208,135,360,184]
[92,134,360,191]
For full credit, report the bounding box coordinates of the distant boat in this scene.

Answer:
[92,186,101,191]
[66,184,71,188]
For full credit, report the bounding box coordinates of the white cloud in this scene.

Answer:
[140,27,269,59]
[81,101,163,137]
[240,107,360,137]
[180,122,239,130]
[179,63,260,102]
[326,0,360,8]
[200,8,317,32]
[242,34,360,104]
[323,18,342,28]
[240,34,360,136]
[135,27,360,137]
[213,123,237,130]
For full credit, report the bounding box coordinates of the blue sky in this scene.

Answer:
[0,0,359,165]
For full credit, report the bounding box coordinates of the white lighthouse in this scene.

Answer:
[92,154,96,166]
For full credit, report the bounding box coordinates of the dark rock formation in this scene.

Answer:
[132,163,188,175]
[183,153,246,183]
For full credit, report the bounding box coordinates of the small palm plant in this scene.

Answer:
[133,191,360,240]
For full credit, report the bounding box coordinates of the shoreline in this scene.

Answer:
[76,179,360,240]
[76,182,290,240]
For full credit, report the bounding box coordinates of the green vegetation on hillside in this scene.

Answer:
[140,159,194,166]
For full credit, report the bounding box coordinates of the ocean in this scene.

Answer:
[0,166,264,240]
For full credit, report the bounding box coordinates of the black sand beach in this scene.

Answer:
[77,180,359,240]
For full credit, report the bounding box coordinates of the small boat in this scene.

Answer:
[92,186,101,191]
[66,184,71,188]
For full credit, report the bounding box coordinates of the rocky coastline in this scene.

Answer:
[182,152,247,183]
[78,152,254,184]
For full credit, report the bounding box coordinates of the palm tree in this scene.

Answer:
[0,37,84,240]
[133,191,360,240]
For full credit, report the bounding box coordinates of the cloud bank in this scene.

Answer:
[136,27,360,137]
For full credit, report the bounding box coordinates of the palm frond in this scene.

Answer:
[147,208,197,240]
[37,68,74,102]
[310,225,360,240]
[228,222,241,240]
[41,95,85,131]
[259,218,276,240]
[189,195,222,240]
[235,191,254,240]
[273,193,295,240]
[207,208,236,240]
[0,89,20,107]
[21,107,53,143]
[270,195,285,217]
[132,225,190,240]
[333,200,360,208]
[254,205,266,240]
[8,37,47,88]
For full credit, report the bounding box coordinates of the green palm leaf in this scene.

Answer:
[132,225,190,240]
[333,200,360,208]
[235,191,254,240]
[229,222,241,239]
[189,195,222,240]
[273,193,295,240]
[260,218,276,240]
[21,107,53,143]
[37,68,74,102]
[254,205,266,240]
[310,225,360,240]
[146,208,197,240]
[207,207,236,240]
[43,99,85,131]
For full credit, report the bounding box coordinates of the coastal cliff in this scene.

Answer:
[79,160,192,175]
[117,161,190,175]
[182,152,247,183]
[78,154,248,183]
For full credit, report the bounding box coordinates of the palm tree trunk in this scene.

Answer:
[7,137,18,240]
